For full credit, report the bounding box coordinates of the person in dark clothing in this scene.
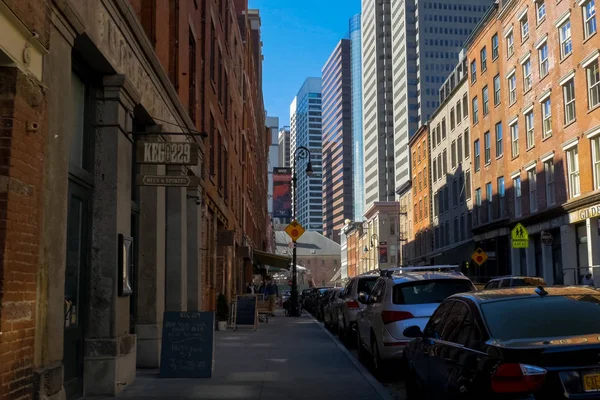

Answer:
[265,278,279,316]
[246,282,255,294]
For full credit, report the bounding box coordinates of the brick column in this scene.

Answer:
[0,66,46,400]
[84,75,139,396]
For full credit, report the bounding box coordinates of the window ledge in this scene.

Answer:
[560,52,573,64]
[564,119,577,128]
[496,154,504,160]
[526,145,535,152]
[584,31,598,45]
[542,134,553,142]
[511,155,520,161]
[539,72,549,83]
[521,35,530,44]
[536,17,546,28]
[588,103,600,114]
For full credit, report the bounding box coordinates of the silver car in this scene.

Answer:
[355,266,476,376]
[337,274,380,345]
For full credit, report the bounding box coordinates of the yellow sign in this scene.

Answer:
[471,248,488,266]
[285,220,305,242]
[511,223,529,248]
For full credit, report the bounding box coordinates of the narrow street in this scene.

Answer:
[88,311,396,400]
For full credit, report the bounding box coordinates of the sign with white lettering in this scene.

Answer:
[135,175,198,187]
[136,141,198,165]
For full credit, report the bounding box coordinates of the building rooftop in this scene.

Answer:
[274,231,341,257]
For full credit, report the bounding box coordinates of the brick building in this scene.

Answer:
[408,125,433,264]
[466,0,600,284]
[0,0,271,399]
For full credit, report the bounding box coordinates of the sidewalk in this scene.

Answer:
[92,310,391,400]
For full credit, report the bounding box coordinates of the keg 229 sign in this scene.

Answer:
[136,141,198,165]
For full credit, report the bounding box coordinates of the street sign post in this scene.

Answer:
[541,231,553,246]
[136,141,199,165]
[136,175,198,187]
[471,248,488,267]
[511,223,529,248]
[285,220,305,242]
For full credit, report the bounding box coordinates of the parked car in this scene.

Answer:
[323,288,344,332]
[402,286,600,399]
[300,288,312,308]
[337,274,380,345]
[356,267,476,376]
[316,288,335,321]
[483,275,546,289]
[306,287,332,316]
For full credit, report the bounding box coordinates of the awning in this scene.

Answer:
[253,249,291,270]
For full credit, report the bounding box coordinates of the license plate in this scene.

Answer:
[583,373,600,392]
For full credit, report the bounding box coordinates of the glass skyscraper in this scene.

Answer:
[290,78,323,232]
[349,13,364,221]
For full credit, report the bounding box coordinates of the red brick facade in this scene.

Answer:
[409,125,432,262]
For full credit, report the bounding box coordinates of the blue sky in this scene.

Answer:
[248,0,360,127]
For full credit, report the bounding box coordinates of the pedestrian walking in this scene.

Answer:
[582,273,596,287]
[246,281,255,294]
[265,277,279,317]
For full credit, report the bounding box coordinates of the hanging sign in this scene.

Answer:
[136,141,199,165]
[135,175,198,187]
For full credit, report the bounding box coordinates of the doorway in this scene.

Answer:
[63,182,91,399]
[576,223,588,284]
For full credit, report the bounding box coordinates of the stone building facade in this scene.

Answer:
[0,0,269,399]
[466,0,600,283]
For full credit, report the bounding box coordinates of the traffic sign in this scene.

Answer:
[285,220,305,242]
[541,231,553,246]
[511,223,529,248]
[471,248,488,266]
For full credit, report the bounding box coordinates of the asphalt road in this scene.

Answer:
[346,348,407,400]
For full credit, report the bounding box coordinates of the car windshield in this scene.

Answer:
[482,295,600,341]
[393,279,475,305]
[357,277,378,295]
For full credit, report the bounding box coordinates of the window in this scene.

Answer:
[559,19,572,59]
[481,47,487,71]
[484,183,492,221]
[463,94,469,117]
[484,131,491,164]
[593,137,600,189]
[587,61,600,109]
[525,111,534,149]
[451,141,457,168]
[514,176,522,217]
[521,14,529,41]
[210,22,216,81]
[482,86,489,115]
[393,281,475,306]
[189,30,197,123]
[528,168,537,213]
[492,34,499,59]
[472,97,479,124]
[457,102,462,121]
[584,0,597,39]
[539,43,549,78]
[475,187,482,207]
[522,58,532,92]
[495,122,503,158]
[443,149,448,174]
[437,154,442,179]
[471,60,477,83]
[433,159,438,181]
[507,31,515,58]
[466,171,472,200]
[464,129,470,158]
[544,159,555,205]
[498,176,505,217]
[536,0,546,22]
[450,108,456,130]
[542,97,552,138]
[474,140,480,171]
[493,74,501,105]
[563,79,576,124]
[424,166,427,188]
[511,122,519,158]
[567,146,580,198]
[508,73,517,105]
[442,119,447,139]
[209,113,216,175]
[459,174,465,203]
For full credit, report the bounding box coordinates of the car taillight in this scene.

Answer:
[346,300,360,309]
[491,363,547,394]
[381,310,414,324]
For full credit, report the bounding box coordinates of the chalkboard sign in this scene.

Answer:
[159,311,214,378]
[234,295,257,330]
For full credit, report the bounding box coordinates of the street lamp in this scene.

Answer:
[290,146,312,317]
[363,234,380,271]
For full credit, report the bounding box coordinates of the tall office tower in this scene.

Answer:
[290,78,323,232]
[322,39,354,243]
[266,116,279,216]
[349,13,364,222]
[361,0,396,212]
[391,0,494,191]
[278,126,291,167]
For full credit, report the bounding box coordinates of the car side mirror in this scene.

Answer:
[403,325,424,338]
[357,291,370,304]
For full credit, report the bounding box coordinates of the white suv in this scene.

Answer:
[355,266,476,375]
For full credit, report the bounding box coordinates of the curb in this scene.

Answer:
[310,314,394,400]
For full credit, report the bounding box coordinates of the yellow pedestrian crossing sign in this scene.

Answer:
[511,223,529,248]
[471,248,488,266]
[285,220,305,242]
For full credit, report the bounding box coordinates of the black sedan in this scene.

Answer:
[402,286,600,399]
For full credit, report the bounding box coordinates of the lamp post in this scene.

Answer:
[290,146,313,316]
[363,234,380,271]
